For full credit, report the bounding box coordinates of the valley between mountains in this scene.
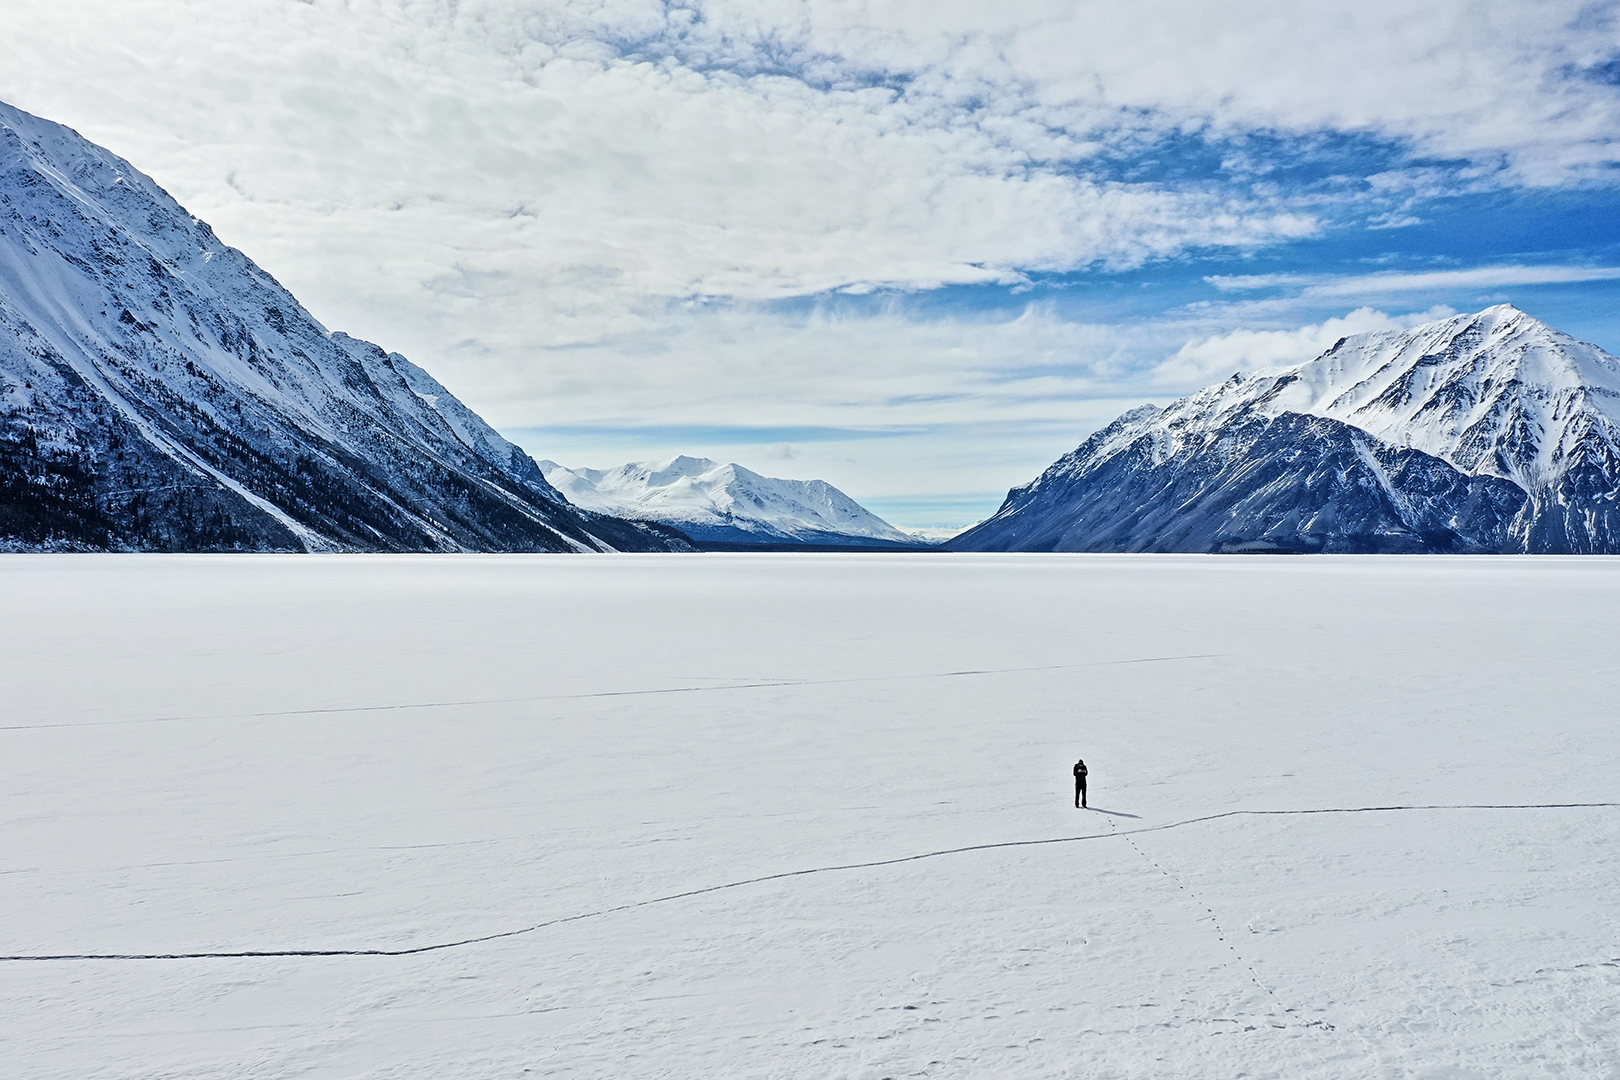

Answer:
[5,94,1620,554]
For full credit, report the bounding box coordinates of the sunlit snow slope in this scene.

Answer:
[952,306,1620,553]
[2,554,1617,1079]
[0,100,687,552]
[540,455,919,546]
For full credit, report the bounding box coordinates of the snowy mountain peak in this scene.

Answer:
[642,455,724,484]
[1247,304,1620,493]
[538,457,918,546]
[951,306,1620,554]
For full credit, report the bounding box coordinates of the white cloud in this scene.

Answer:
[1208,265,1620,297]
[5,5,1615,300]
[1205,273,1312,292]
[1152,306,1458,387]
[3,1,1614,355]
[0,0,1317,356]
[1302,266,1620,297]
[471,301,1146,434]
[824,0,1620,186]
[2,1,1618,510]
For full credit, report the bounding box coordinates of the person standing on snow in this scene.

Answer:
[1073,758,1088,808]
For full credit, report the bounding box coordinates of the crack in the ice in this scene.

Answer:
[1,801,1614,963]
[1486,957,1620,987]
[0,654,1224,732]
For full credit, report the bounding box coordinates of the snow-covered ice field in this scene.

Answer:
[2,553,1617,1079]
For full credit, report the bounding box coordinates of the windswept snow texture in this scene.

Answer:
[952,306,1620,553]
[540,455,919,546]
[4,554,1618,1079]
[0,100,688,552]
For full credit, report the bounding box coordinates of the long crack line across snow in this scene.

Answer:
[2,802,1615,963]
[0,654,1226,732]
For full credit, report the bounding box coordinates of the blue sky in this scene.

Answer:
[4,1,1620,529]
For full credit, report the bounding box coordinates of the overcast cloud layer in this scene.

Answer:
[4,1,1620,526]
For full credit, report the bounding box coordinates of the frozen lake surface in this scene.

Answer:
[2,553,1617,1079]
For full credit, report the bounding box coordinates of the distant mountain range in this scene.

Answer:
[539,456,922,548]
[950,305,1620,554]
[0,99,689,552]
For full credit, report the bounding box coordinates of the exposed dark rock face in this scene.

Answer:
[951,404,1526,554]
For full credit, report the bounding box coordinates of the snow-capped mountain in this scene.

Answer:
[0,100,689,552]
[950,306,1620,553]
[539,456,920,546]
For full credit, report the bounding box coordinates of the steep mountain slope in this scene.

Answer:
[0,99,689,552]
[948,395,1526,554]
[951,306,1620,554]
[1262,305,1620,552]
[539,456,919,547]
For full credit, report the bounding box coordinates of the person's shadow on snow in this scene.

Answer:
[1084,807,1141,818]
